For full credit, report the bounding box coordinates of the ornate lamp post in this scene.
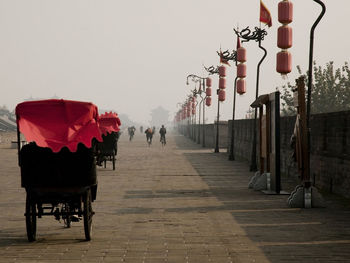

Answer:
[191,93,197,141]
[306,0,326,189]
[204,65,226,153]
[234,26,268,171]
[217,49,238,160]
[203,77,212,147]
[187,74,207,144]
[176,103,183,134]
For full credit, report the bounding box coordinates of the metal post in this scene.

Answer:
[306,0,326,187]
[16,122,21,166]
[216,49,237,159]
[233,27,267,171]
[187,116,190,137]
[202,93,206,147]
[192,112,195,140]
[250,38,267,171]
[193,107,196,141]
[198,94,202,144]
[229,75,238,161]
[215,89,220,153]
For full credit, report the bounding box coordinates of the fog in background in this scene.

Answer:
[0,0,348,125]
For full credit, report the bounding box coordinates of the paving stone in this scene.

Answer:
[1,133,350,262]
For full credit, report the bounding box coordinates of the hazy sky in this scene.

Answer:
[0,0,348,125]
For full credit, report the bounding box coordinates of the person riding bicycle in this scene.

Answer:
[128,126,136,141]
[145,127,153,144]
[159,125,166,145]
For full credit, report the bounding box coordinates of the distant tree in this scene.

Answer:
[279,62,350,116]
[245,108,254,119]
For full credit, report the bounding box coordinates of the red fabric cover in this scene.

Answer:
[98,112,121,136]
[16,99,102,153]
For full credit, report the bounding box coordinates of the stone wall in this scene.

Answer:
[177,110,350,198]
[201,122,228,149]
[179,122,229,149]
[228,111,350,198]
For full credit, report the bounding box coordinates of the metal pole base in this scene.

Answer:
[287,185,325,208]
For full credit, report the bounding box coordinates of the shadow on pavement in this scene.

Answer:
[175,133,350,263]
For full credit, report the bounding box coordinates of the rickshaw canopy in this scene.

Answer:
[16,99,102,153]
[98,112,121,136]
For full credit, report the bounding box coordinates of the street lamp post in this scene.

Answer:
[217,49,238,160]
[234,26,268,171]
[187,74,207,145]
[197,91,204,144]
[306,0,326,188]
[192,93,197,142]
[204,65,220,153]
[176,103,183,134]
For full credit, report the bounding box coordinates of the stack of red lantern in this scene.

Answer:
[276,0,293,74]
[186,101,191,118]
[218,66,226,101]
[237,40,247,95]
[191,96,196,115]
[205,77,212,106]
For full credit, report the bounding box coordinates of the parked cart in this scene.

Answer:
[16,99,102,242]
[96,112,121,170]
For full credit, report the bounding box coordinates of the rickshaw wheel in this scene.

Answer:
[25,193,37,242]
[112,154,116,170]
[83,189,93,241]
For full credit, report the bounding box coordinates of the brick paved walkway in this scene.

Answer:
[1,132,350,262]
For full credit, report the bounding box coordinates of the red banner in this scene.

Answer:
[260,0,272,27]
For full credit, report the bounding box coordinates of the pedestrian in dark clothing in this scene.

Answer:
[159,125,166,145]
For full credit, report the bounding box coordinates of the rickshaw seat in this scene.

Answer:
[20,142,97,188]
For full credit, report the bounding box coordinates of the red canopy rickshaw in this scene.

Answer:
[96,112,121,170]
[16,99,102,241]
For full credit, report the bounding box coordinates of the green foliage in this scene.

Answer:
[279,62,350,115]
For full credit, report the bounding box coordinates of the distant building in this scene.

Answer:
[150,106,169,128]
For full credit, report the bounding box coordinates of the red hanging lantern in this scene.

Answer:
[218,89,226,102]
[192,108,196,115]
[187,102,191,112]
[219,77,226,89]
[276,51,292,74]
[278,0,293,24]
[219,66,226,77]
[277,25,292,49]
[191,96,196,103]
[206,97,212,106]
[237,47,247,63]
[237,79,246,95]
[206,77,212,87]
[277,0,293,75]
[205,87,212,96]
[237,63,247,78]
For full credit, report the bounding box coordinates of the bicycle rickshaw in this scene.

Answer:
[96,112,121,170]
[16,99,102,242]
